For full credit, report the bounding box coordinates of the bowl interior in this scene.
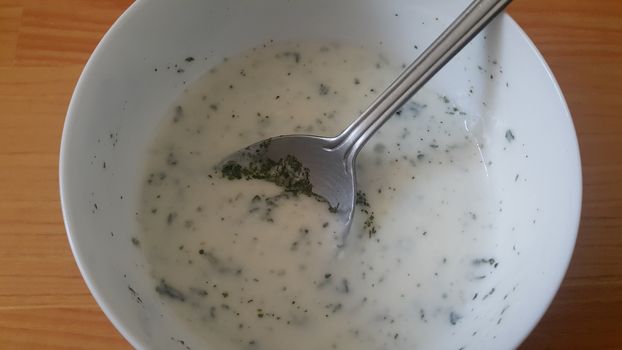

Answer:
[60,0,581,349]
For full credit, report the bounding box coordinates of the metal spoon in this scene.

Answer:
[220,0,512,238]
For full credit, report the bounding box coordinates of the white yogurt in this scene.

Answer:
[139,42,500,350]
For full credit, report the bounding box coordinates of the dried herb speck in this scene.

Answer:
[155,279,186,302]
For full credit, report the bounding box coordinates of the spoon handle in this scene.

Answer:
[332,0,512,164]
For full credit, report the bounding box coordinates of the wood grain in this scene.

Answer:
[0,0,620,349]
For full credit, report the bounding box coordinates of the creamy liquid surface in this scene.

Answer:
[139,42,499,350]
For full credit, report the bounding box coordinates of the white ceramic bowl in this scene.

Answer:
[60,0,581,349]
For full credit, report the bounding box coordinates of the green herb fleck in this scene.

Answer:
[155,279,185,302]
[355,191,377,237]
[221,162,243,180]
[449,311,462,325]
[221,155,313,196]
[282,51,301,63]
[319,83,330,96]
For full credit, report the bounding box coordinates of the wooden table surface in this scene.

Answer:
[1,0,621,349]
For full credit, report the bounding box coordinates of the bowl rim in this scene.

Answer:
[498,14,582,349]
[59,1,148,348]
[59,2,582,349]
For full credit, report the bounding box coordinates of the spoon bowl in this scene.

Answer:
[221,135,357,232]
